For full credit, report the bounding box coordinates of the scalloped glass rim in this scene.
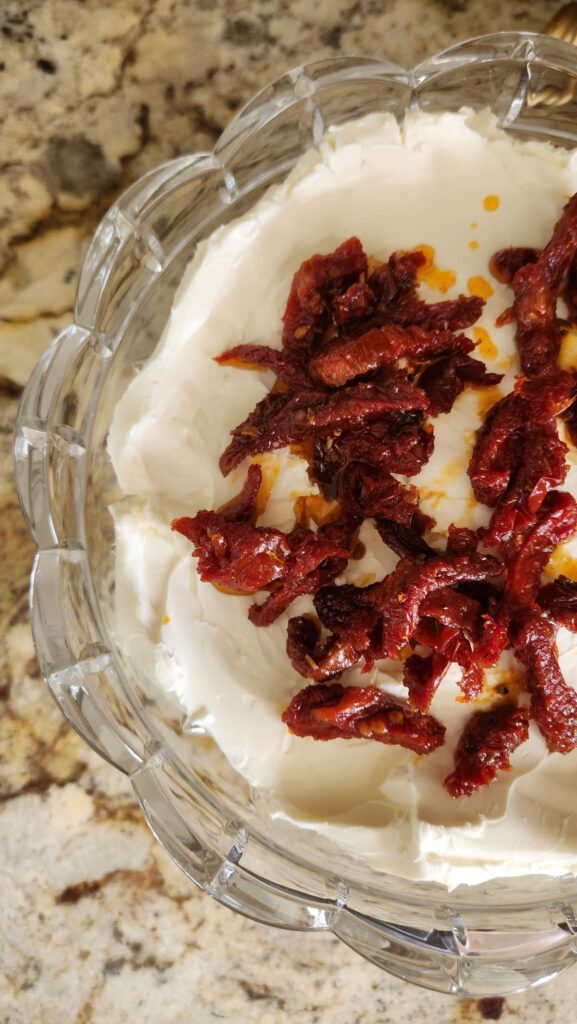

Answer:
[14,31,577,996]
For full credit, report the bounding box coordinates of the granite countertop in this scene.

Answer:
[1,1,576,1021]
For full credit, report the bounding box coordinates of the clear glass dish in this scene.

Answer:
[14,32,577,997]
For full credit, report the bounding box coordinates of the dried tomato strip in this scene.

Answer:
[215,344,312,388]
[489,247,539,285]
[413,619,483,700]
[332,281,376,325]
[419,353,502,416]
[313,583,381,647]
[505,490,577,608]
[172,513,290,592]
[444,704,530,798]
[310,324,473,388]
[405,295,485,332]
[446,524,479,556]
[511,194,577,375]
[421,588,482,635]
[538,575,577,631]
[515,614,577,753]
[286,616,365,681]
[312,417,434,492]
[370,553,501,659]
[248,525,348,626]
[220,373,429,476]
[404,652,449,712]
[375,518,436,560]
[468,371,573,507]
[482,424,568,547]
[215,462,263,523]
[282,683,446,754]
[340,460,430,531]
[282,237,368,351]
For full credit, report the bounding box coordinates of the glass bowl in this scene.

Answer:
[14,32,577,997]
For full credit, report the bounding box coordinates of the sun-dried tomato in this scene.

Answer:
[404,652,449,712]
[215,343,312,388]
[563,253,577,321]
[472,613,510,668]
[310,324,474,388]
[514,614,577,753]
[563,400,577,449]
[173,475,348,611]
[286,616,367,681]
[369,552,501,659]
[369,254,484,331]
[407,295,485,332]
[282,682,446,754]
[505,490,577,609]
[375,518,436,560]
[248,525,348,626]
[444,703,530,798]
[511,194,577,375]
[468,371,573,507]
[172,513,291,592]
[215,462,263,523]
[368,250,424,314]
[413,619,483,700]
[482,424,568,547]
[220,373,430,475]
[312,416,434,492]
[538,575,577,631]
[367,251,484,330]
[446,524,479,556]
[489,247,539,285]
[314,581,380,642]
[332,281,376,325]
[317,510,363,551]
[421,588,482,635]
[282,237,368,352]
[419,353,503,416]
[339,460,430,531]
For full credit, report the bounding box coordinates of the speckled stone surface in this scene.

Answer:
[2,1,577,1021]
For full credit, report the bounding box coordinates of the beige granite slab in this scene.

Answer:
[2,0,577,1021]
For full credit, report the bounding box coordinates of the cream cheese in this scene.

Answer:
[109,109,577,888]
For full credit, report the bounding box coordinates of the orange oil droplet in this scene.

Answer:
[413,244,456,294]
[352,572,376,588]
[444,458,466,481]
[483,195,500,212]
[497,355,514,372]
[470,221,478,230]
[468,275,494,300]
[216,356,265,372]
[487,667,524,702]
[290,435,315,464]
[251,455,282,518]
[293,494,342,528]
[472,326,498,361]
[476,385,503,419]
[212,581,256,597]
[546,546,577,581]
[161,615,171,625]
[469,240,479,251]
